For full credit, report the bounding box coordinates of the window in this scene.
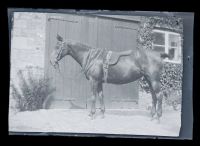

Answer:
[152,29,182,64]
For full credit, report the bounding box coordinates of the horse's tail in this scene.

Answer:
[160,53,170,59]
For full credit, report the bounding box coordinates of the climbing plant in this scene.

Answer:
[137,16,183,51]
[137,16,183,102]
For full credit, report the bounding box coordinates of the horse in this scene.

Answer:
[50,34,169,122]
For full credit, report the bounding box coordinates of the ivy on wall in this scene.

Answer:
[137,16,183,50]
[137,16,183,94]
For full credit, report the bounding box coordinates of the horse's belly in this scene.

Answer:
[106,58,142,84]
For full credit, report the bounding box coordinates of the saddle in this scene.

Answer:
[109,50,132,65]
[103,49,132,82]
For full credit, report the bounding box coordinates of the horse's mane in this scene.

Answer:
[65,39,93,50]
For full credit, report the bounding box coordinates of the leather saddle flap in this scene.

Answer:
[109,50,132,65]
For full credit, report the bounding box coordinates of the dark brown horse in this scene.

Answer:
[50,34,169,122]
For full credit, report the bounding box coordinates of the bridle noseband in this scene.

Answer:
[50,41,66,75]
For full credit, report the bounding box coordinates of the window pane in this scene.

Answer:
[168,48,175,60]
[169,34,179,47]
[168,47,181,62]
[153,46,165,53]
[153,32,165,45]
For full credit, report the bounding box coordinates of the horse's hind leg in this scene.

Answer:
[156,91,163,123]
[150,80,163,123]
[144,76,157,120]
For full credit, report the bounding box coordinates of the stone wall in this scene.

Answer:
[10,12,46,81]
[9,12,46,111]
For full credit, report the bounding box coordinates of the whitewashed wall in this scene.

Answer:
[10,12,46,79]
[9,12,46,111]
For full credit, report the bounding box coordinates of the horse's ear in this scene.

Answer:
[57,34,63,42]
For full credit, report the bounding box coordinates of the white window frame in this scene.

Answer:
[152,29,182,64]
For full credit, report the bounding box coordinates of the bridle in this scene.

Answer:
[55,41,65,63]
[51,40,84,78]
[50,41,65,74]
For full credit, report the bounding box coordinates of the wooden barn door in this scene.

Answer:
[96,18,139,109]
[45,14,96,109]
[45,14,139,109]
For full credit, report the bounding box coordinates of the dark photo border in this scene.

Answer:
[0,0,199,144]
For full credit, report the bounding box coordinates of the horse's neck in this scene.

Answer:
[68,43,90,67]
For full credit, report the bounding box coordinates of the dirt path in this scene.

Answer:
[9,109,181,137]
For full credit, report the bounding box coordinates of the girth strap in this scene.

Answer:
[103,51,112,83]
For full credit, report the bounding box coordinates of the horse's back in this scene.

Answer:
[107,55,142,84]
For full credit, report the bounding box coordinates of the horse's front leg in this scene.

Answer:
[88,79,98,119]
[94,82,105,118]
[99,89,105,118]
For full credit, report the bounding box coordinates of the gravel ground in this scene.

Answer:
[9,108,181,137]
[9,91,181,137]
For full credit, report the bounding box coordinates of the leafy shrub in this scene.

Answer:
[10,67,55,111]
[139,62,182,92]
[160,63,183,91]
[163,88,182,110]
[137,16,183,106]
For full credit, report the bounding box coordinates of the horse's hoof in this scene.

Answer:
[90,115,95,120]
[88,112,93,116]
[89,113,95,120]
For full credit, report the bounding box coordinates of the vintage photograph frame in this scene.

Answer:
[8,9,193,140]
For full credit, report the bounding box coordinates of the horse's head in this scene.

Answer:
[50,34,70,69]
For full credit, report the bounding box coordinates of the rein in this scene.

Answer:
[53,42,66,78]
